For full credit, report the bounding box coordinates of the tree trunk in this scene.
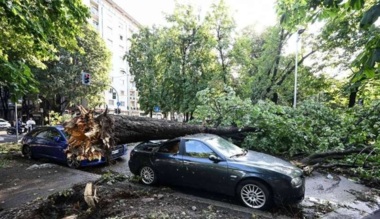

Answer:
[64,107,259,162]
[348,90,357,108]
[112,115,258,144]
[271,93,279,104]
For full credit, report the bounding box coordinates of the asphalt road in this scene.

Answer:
[0,136,379,218]
[0,130,23,143]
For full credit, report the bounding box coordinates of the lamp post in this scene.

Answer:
[294,28,305,108]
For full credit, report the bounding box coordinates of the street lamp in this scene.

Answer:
[294,28,305,108]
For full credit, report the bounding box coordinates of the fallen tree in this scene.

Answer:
[292,146,377,175]
[63,106,378,179]
[63,106,259,162]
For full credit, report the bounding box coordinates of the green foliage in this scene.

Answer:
[0,0,90,101]
[277,0,380,96]
[196,90,380,161]
[45,111,71,126]
[127,2,218,116]
[205,0,236,85]
[243,100,380,156]
[193,85,252,127]
[34,25,111,112]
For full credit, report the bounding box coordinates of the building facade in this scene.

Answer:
[83,0,141,116]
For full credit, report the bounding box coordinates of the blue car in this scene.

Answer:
[20,125,127,168]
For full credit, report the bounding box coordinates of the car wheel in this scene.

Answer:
[22,145,33,159]
[67,155,81,169]
[237,180,272,210]
[140,166,157,185]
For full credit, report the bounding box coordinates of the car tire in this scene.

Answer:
[139,166,157,185]
[67,155,81,169]
[22,145,33,159]
[237,179,272,210]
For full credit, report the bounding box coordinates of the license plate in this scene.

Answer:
[112,149,119,155]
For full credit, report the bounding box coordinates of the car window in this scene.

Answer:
[204,136,244,158]
[158,140,180,154]
[36,129,62,141]
[185,140,215,158]
[27,128,44,137]
[136,141,162,152]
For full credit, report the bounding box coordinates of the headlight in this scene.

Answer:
[291,177,302,188]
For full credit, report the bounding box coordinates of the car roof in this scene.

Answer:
[30,125,64,132]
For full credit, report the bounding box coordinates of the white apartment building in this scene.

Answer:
[82,0,141,116]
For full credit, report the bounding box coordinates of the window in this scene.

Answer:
[120,35,123,40]
[158,140,180,154]
[185,140,215,158]
[36,129,61,141]
[120,101,125,106]
[108,100,114,105]
[92,20,99,29]
[120,90,125,95]
[107,39,113,46]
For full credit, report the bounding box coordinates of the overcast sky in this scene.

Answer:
[114,0,277,31]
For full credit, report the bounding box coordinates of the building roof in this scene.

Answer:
[105,0,142,28]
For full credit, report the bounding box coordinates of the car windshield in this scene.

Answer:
[204,135,245,158]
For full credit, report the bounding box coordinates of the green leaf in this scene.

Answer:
[349,0,364,10]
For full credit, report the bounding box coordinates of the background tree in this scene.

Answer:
[126,27,164,117]
[276,0,380,107]
[231,25,318,105]
[33,25,111,114]
[127,3,216,120]
[205,0,236,85]
[230,26,265,98]
[0,0,89,101]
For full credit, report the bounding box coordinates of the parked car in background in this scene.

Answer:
[129,134,305,210]
[0,118,11,130]
[20,125,127,168]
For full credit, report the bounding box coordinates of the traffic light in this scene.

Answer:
[82,72,91,85]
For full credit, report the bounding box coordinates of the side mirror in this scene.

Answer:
[209,154,221,163]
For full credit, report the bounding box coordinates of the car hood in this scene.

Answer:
[231,150,303,178]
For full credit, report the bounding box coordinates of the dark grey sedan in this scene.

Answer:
[128,134,305,210]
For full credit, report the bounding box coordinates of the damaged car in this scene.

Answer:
[21,125,127,168]
[128,133,305,210]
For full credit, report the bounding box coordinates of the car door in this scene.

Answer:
[26,128,46,156]
[43,128,67,161]
[182,139,228,193]
[33,128,65,160]
[151,139,184,184]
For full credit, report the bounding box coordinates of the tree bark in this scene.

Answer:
[112,115,259,144]
[300,146,373,165]
[348,89,358,108]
